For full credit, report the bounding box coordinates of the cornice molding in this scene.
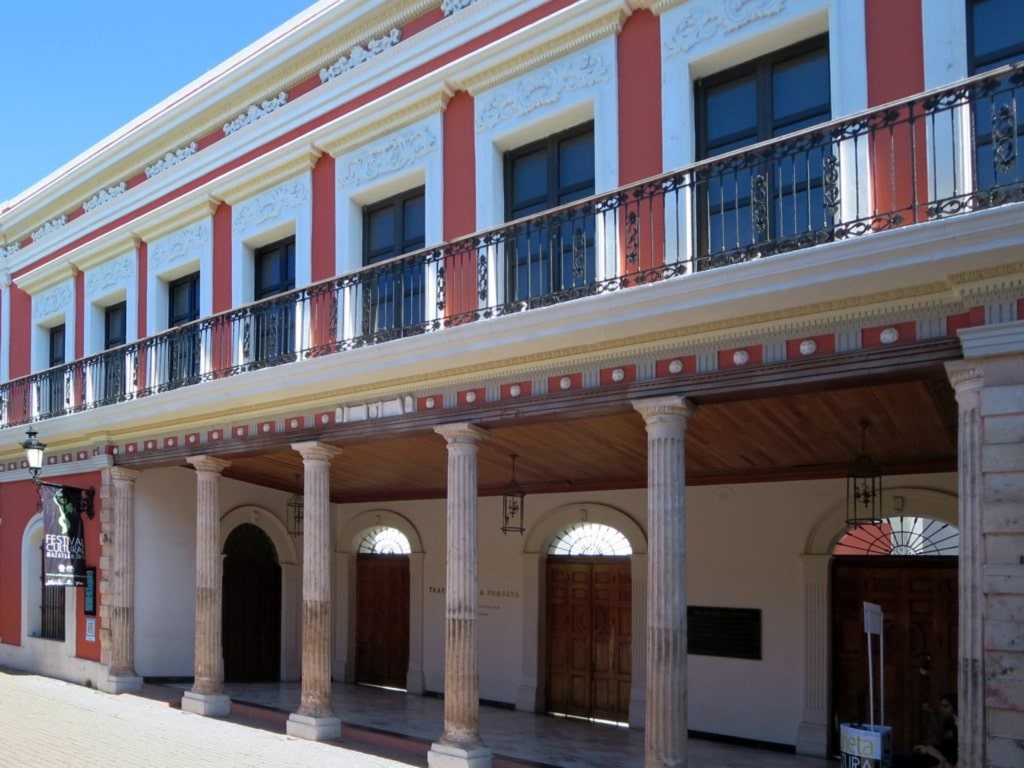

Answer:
[459,7,629,95]
[132,196,220,244]
[69,234,139,274]
[14,258,79,296]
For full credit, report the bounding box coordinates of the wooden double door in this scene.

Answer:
[545,556,631,722]
[831,557,958,754]
[356,554,410,688]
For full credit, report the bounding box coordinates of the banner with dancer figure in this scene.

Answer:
[41,484,87,586]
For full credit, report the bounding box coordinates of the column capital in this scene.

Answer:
[435,422,488,444]
[186,455,231,475]
[945,360,985,398]
[632,395,696,425]
[291,441,342,463]
[109,466,142,484]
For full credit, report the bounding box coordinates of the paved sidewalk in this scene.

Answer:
[0,668,425,768]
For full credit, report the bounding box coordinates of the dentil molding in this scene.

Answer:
[338,126,438,188]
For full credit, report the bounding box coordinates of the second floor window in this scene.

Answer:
[49,324,65,368]
[968,0,1024,192]
[167,272,201,386]
[104,302,126,350]
[504,122,596,304]
[696,36,831,263]
[44,324,66,417]
[251,238,296,366]
[363,188,426,337]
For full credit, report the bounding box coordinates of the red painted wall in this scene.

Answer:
[865,0,927,223]
[212,203,232,313]
[136,241,148,340]
[9,286,31,378]
[443,90,477,320]
[311,154,336,283]
[0,471,102,662]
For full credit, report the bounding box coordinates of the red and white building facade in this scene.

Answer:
[1,1,1022,766]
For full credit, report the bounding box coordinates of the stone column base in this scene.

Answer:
[427,742,493,768]
[181,690,231,717]
[287,713,341,741]
[100,674,143,695]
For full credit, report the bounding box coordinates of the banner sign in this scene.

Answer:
[41,484,87,587]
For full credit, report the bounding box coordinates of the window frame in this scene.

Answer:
[254,236,297,301]
[362,186,427,267]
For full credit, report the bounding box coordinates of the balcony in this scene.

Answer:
[2,62,1023,429]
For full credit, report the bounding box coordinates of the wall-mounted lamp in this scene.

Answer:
[21,428,95,519]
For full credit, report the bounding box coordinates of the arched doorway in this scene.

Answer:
[356,526,410,689]
[545,521,633,723]
[831,515,959,754]
[222,523,281,682]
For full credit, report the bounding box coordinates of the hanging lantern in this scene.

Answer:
[846,420,883,527]
[501,454,525,535]
[287,474,304,537]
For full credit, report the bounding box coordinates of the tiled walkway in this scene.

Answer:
[163,680,835,768]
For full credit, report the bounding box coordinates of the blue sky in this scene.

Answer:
[0,1,316,204]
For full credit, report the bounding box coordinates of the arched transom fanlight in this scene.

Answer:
[834,516,959,556]
[548,522,632,556]
[358,526,411,555]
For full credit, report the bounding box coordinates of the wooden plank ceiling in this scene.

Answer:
[217,377,958,503]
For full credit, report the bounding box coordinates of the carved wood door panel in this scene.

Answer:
[546,557,631,722]
[831,557,957,754]
[356,554,410,688]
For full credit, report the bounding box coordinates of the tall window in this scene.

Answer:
[968,0,1024,192]
[100,301,127,403]
[696,37,831,263]
[251,237,296,366]
[44,324,66,417]
[504,122,596,304]
[362,187,426,338]
[39,542,65,641]
[168,272,201,386]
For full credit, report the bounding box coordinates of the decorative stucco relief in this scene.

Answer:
[233,179,309,233]
[33,283,73,321]
[146,142,199,178]
[320,29,402,83]
[86,253,136,298]
[32,215,68,243]
[149,222,211,271]
[83,182,128,213]
[476,52,611,132]
[0,242,20,258]
[665,0,785,56]
[338,127,438,188]
[223,93,289,136]
[442,0,478,16]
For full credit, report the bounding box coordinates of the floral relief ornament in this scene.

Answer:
[338,128,438,187]
[83,182,127,212]
[441,0,478,15]
[233,180,310,232]
[32,215,68,242]
[86,254,135,298]
[33,283,73,321]
[223,93,289,136]
[476,53,611,132]
[666,0,785,56]
[149,222,211,269]
[320,29,402,83]
[146,142,199,178]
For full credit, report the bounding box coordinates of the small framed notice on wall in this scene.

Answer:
[84,567,97,616]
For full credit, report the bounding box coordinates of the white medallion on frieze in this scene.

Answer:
[86,253,136,298]
[476,51,611,132]
[233,177,310,234]
[338,126,438,188]
[149,222,211,271]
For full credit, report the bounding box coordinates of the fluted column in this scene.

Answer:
[182,455,231,717]
[104,466,142,693]
[945,361,986,768]
[287,441,342,742]
[634,396,696,768]
[428,423,492,768]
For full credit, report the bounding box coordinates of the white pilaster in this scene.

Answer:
[428,422,492,768]
[796,553,831,757]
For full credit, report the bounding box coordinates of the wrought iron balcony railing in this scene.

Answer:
[2,62,1023,429]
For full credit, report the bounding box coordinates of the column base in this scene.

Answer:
[181,690,231,717]
[795,721,829,757]
[287,713,341,741]
[99,674,143,695]
[427,742,493,768]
